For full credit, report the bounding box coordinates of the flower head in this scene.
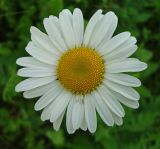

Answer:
[15,8,147,134]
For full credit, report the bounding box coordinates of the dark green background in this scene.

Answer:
[0,0,160,148]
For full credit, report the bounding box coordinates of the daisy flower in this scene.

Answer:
[15,8,147,134]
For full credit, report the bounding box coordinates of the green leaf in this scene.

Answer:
[3,71,21,103]
[71,134,95,149]
[135,13,152,23]
[142,62,159,79]
[0,44,11,56]
[46,130,65,147]
[137,85,151,98]
[39,0,63,18]
[135,48,153,62]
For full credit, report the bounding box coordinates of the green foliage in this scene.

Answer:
[46,130,65,147]
[38,0,64,17]
[3,72,20,103]
[0,0,160,148]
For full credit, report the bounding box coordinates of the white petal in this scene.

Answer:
[89,11,118,48]
[105,73,141,87]
[104,36,137,61]
[43,18,63,52]
[80,114,87,131]
[119,98,139,109]
[104,79,140,101]
[83,9,102,47]
[50,91,71,122]
[104,45,137,62]
[30,26,60,56]
[53,110,65,131]
[84,94,97,133]
[15,76,55,92]
[106,58,147,73]
[23,81,55,98]
[97,13,118,49]
[26,42,58,65]
[91,91,114,126]
[104,36,137,63]
[121,36,137,47]
[17,67,55,78]
[112,91,139,109]
[112,112,123,126]
[73,8,84,47]
[98,85,125,117]
[72,100,84,130]
[59,9,75,48]
[41,90,71,122]
[34,81,63,111]
[43,17,67,52]
[66,98,75,134]
[41,100,55,121]
[97,32,130,55]
[16,57,53,69]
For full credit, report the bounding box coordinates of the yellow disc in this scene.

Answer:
[56,47,104,94]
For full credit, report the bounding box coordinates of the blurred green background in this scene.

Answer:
[0,0,160,148]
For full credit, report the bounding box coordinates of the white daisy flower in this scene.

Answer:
[15,8,147,134]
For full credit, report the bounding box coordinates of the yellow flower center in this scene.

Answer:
[56,47,104,94]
